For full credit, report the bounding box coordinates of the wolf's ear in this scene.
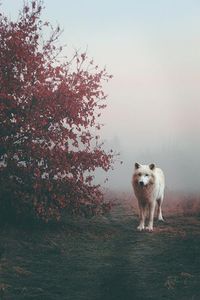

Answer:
[135,162,141,169]
[149,163,155,170]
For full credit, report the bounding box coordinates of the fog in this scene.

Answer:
[97,58,200,192]
[96,136,200,193]
[3,0,200,193]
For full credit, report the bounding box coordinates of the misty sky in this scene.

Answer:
[2,0,200,192]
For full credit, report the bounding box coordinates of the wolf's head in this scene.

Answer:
[133,163,155,187]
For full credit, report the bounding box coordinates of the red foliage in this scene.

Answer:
[0,1,115,222]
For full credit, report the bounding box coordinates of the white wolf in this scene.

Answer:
[132,163,165,232]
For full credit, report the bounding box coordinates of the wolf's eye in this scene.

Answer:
[138,173,142,176]
[145,174,149,177]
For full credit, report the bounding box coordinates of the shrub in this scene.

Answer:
[0,1,115,222]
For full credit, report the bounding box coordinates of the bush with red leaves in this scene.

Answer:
[0,1,115,222]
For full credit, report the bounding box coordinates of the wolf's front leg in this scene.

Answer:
[137,205,146,231]
[146,201,156,232]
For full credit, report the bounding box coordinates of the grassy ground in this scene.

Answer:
[0,195,200,300]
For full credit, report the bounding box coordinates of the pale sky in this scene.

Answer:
[2,1,200,192]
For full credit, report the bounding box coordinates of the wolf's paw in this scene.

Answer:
[158,217,165,222]
[137,225,145,231]
[145,226,153,232]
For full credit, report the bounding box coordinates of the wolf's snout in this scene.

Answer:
[139,181,144,187]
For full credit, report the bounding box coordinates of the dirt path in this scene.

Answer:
[98,202,200,300]
[0,201,200,299]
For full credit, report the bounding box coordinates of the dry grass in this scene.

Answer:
[109,190,200,217]
[0,191,200,300]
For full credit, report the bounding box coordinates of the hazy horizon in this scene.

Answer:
[2,0,200,193]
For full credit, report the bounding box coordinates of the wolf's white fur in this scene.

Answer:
[132,163,165,232]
